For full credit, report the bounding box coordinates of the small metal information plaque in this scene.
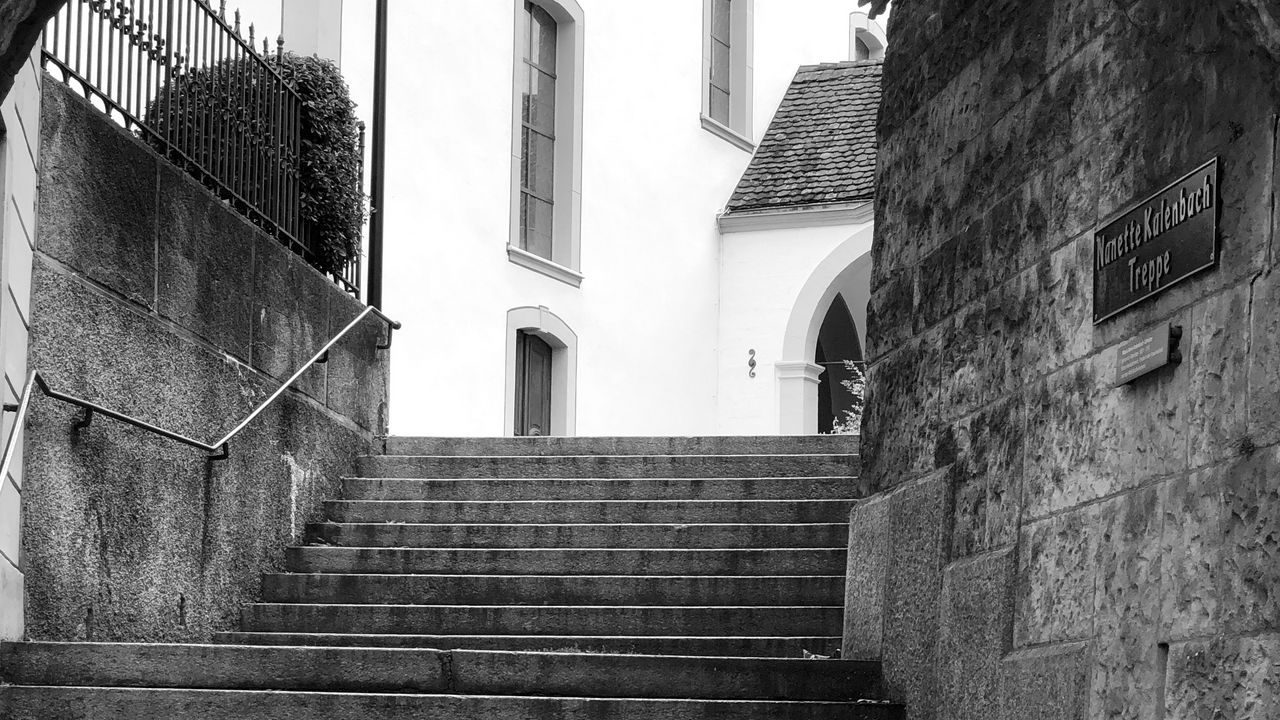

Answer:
[1093,158,1218,323]
[1113,325,1181,387]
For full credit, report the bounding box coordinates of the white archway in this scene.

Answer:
[776,226,874,434]
[505,306,578,436]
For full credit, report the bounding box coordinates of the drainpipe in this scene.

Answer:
[368,0,388,308]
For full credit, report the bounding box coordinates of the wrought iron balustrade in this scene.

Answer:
[41,0,363,296]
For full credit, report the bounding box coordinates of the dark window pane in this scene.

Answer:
[529,3,557,71]
[712,0,731,42]
[855,37,870,60]
[522,128,555,197]
[710,40,730,91]
[525,67,556,132]
[521,193,554,259]
[709,86,730,124]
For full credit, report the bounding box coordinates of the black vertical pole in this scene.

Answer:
[368,0,388,308]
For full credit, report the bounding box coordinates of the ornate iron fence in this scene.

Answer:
[41,0,362,297]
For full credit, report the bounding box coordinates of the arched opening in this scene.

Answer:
[505,306,578,436]
[815,293,863,433]
[777,226,873,434]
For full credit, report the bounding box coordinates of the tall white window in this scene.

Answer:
[509,0,584,287]
[519,2,557,259]
[701,0,753,151]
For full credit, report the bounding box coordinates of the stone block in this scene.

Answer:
[0,476,19,566]
[842,495,889,660]
[937,548,1015,720]
[0,558,22,641]
[881,469,951,720]
[1022,349,1188,520]
[1089,487,1165,720]
[1249,269,1280,447]
[250,232,328,401]
[1187,285,1251,468]
[1015,507,1101,647]
[23,261,369,643]
[862,338,934,490]
[937,300,986,422]
[1022,235,1092,379]
[1166,634,1280,720]
[998,642,1091,720]
[865,269,915,363]
[156,164,256,361]
[1219,447,1280,634]
[1160,469,1226,641]
[325,296,390,434]
[37,80,156,308]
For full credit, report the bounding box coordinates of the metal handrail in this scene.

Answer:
[0,306,398,464]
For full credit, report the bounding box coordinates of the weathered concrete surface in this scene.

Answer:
[23,79,387,642]
[262,572,844,607]
[1166,634,1280,720]
[307,519,849,549]
[842,496,888,660]
[217,632,843,658]
[853,0,1280,717]
[937,549,1014,720]
[1,687,906,720]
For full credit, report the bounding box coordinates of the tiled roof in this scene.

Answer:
[725,60,881,214]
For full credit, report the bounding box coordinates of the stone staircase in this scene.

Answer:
[0,436,903,718]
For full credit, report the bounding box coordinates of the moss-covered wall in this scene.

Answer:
[846,1,1280,718]
[20,79,389,642]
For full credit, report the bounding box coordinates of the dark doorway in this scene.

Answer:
[515,331,553,436]
[815,294,863,434]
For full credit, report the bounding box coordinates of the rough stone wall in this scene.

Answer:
[20,79,389,642]
[846,1,1280,719]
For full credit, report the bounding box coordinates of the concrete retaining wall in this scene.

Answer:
[19,78,389,642]
[848,2,1280,719]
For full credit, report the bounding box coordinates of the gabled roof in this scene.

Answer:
[725,60,881,215]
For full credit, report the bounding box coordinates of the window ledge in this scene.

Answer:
[507,245,584,287]
[700,115,755,152]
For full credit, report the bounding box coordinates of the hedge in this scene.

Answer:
[145,51,364,277]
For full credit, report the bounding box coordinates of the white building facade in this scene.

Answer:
[370,1,886,437]
[262,1,888,436]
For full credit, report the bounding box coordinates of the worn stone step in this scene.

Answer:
[215,632,845,658]
[325,499,854,524]
[260,573,844,607]
[239,604,843,637]
[356,454,862,479]
[306,522,849,549]
[385,436,861,457]
[0,642,881,701]
[341,477,859,501]
[1,686,902,720]
[285,547,846,576]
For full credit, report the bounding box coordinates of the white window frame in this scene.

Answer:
[700,0,754,152]
[509,0,585,286]
[505,306,578,437]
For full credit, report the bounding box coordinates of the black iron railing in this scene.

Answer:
[41,0,362,296]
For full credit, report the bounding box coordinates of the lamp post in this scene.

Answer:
[368,0,388,308]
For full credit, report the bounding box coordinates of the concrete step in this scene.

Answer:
[285,547,846,576]
[341,477,859,501]
[1,686,903,719]
[305,522,849,549]
[385,436,861,457]
[215,632,846,658]
[239,604,843,637]
[0,642,882,701]
[326,499,854,524]
[356,454,862,479]
[260,573,844,607]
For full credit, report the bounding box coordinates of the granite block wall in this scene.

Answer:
[19,78,389,642]
[845,1,1280,718]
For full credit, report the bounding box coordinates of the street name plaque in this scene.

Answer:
[1093,158,1218,323]
[1113,325,1181,387]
